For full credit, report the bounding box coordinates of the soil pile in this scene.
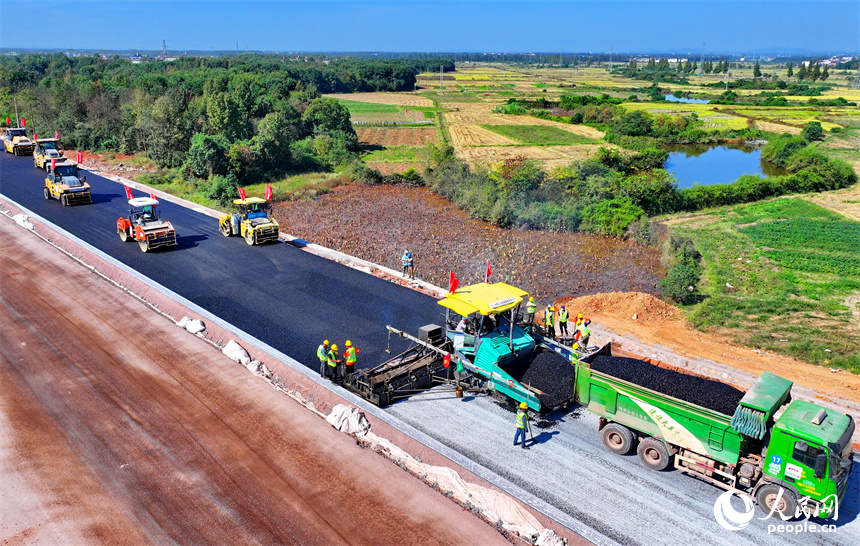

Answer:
[589,355,746,416]
[275,184,663,304]
[556,291,681,323]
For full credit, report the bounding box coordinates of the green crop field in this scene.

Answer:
[333,99,402,114]
[481,125,599,146]
[669,199,860,372]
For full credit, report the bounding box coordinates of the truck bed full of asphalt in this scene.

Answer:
[0,152,440,369]
[589,355,745,416]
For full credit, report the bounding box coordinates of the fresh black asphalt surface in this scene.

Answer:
[0,152,441,370]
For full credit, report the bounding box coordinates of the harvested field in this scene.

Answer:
[753,120,802,135]
[273,184,663,304]
[449,125,518,146]
[325,92,433,107]
[357,127,438,147]
[366,162,426,175]
[588,355,746,416]
[456,144,609,169]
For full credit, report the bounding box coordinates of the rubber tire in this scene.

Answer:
[119,229,129,242]
[756,484,797,520]
[637,437,672,471]
[138,240,149,253]
[44,187,50,200]
[34,158,39,168]
[60,195,68,206]
[245,231,255,245]
[220,222,231,237]
[601,423,635,455]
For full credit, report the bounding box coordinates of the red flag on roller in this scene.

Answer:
[21,118,25,127]
[33,132,38,140]
[76,151,83,164]
[124,185,134,200]
[265,184,273,201]
[237,187,246,200]
[5,117,9,126]
[51,158,56,170]
[150,192,158,201]
[448,272,459,294]
[485,260,492,283]
[55,131,59,139]
[443,353,451,369]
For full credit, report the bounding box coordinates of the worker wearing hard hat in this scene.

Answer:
[514,402,531,450]
[575,319,592,349]
[558,305,569,336]
[317,339,330,377]
[543,307,556,340]
[326,343,343,382]
[343,340,359,377]
[526,297,536,324]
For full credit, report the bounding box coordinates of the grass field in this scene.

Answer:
[668,198,860,372]
[481,124,599,146]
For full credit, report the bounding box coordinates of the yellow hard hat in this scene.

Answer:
[529,297,534,302]
[323,339,329,345]
[331,344,338,351]
[549,306,555,311]
[572,343,579,350]
[345,340,352,347]
[577,313,583,318]
[519,402,528,409]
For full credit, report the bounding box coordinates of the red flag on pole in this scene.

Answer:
[51,158,56,170]
[448,272,460,294]
[150,192,158,202]
[237,187,246,200]
[265,184,273,201]
[485,260,492,283]
[124,185,134,200]
[442,353,451,369]
[21,118,25,127]
[76,151,83,164]
[5,117,9,126]
[55,131,59,140]
[33,132,37,140]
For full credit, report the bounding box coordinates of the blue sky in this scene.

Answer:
[1,1,857,53]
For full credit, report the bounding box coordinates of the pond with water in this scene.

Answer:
[664,94,711,104]
[664,144,786,188]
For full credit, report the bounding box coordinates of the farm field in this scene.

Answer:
[667,198,860,372]
[481,125,599,146]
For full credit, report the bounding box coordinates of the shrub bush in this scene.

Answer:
[580,197,644,237]
[658,264,700,305]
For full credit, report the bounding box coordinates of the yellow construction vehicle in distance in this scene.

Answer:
[219,197,279,245]
[33,138,69,170]
[3,127,36,156]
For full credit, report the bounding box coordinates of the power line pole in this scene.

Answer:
[852,66,860,89]
[440,65,443,91]
[236,41,239,53]
[162,40,167,56]
[696,42,705,77]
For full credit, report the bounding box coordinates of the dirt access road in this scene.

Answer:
[0,216,510,546]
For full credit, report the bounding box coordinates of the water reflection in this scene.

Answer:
[664,144,786,188]
[664,94,711,104]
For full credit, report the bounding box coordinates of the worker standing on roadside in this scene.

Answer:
[343,340,358,377]
[514,402,531,450]
[543,306,556,339]
[401,249,414,279]
[576,319,592,349]
[326,343,343,383]
[317,339,330,377]
[526,297,536,324]
[558,306,569,337]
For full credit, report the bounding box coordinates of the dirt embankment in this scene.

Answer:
[274,183,664,304]
[558,292,860,407]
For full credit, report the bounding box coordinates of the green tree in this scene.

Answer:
[580,197,644,237]
[787,63,794,78]
[820,66,829,81]
[810,64,821,82]
[185,133,230,178]
[302,97,354,136]
[612,110,653,136]
[797,64,807,80]
[801,121,825,142]
[753,60,762,79]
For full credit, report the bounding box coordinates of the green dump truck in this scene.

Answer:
[579,344,854,520]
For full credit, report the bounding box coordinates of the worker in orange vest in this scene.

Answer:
[343,340,359,378]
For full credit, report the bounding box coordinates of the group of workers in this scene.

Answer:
[316,339,359,383]
[525,297,592,346]
[401,249,415,279]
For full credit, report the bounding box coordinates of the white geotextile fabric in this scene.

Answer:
[177,316,206,334]
[326,405,564,544]
[12,214,34,230]
[222,339,251,366]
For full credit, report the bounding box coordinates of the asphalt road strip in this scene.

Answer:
[0,195,614,545]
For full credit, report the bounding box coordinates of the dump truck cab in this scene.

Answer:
[3,127,35,156]
[218,197,279,245]
[44,163,92,206]
[116,197,177,252]
[33,138,68,169]
[758,401,855,518]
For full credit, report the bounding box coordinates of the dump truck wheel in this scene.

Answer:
[637,438,671,471]
[220,223,231,237]
[245,231,255,245]
[44,187,50,200]
[601,423,635,455]
[119,229,129,242]
[138,240,149,253]
[756,484,797,520]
